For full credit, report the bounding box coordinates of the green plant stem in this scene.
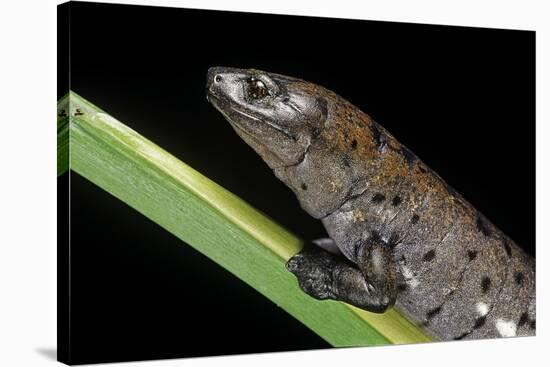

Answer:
[58,91,433,346]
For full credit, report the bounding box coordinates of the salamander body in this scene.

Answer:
[205,66,535,340]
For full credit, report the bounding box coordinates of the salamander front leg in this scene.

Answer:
[286,241,396,313]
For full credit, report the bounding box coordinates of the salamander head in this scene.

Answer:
[206,66,328,169]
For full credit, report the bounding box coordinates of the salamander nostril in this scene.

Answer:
[214,75,222,83]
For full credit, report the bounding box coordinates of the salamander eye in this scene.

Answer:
[247,77,269,99]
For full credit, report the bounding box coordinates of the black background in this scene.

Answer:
[59,1,535,364]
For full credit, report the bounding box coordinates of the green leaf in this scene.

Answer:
[59,91,433,346]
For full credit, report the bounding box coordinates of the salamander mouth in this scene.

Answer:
[207,90,260,137]
[205,89,223,106]
[206,89,296,141]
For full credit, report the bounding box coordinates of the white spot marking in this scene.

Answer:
[338,211,354,222]
[401,265,413,278]
[495,319,517,337]
[401,265,420,288]
[477,302,489,316]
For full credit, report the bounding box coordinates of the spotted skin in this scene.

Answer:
[206,67,535,340]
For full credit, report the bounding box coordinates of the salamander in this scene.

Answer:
[205,66,535,340]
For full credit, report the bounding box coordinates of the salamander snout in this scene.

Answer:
[206,66,239,101]
[206,66,225,88]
